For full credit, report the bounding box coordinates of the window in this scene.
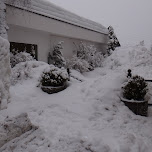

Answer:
[10,42,38,60]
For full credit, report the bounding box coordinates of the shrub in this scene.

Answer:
[67,56,90,73]
[11,61,47,85]
[40,65,69,87]
[77,42,104,69]
[107,26,120,54]
[10,52,34,68]
[123,75,148,101]
[67,42,104,73]
[49,41,66,68]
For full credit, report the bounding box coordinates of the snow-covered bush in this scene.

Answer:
[67,56,90,73]
[122,75,148,101]
[11,61,47,85]
[10,52,34,68]
[67,42,104,73]
[39,65,69,87]
[49,41,66,68]
[0,36,11,110]
[107,26,120,54]
[11,62,32,85]
[92,51,105,68]
[77,42,104,68]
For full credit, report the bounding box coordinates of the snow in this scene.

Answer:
[0,0,8,39]
[5,0,108,35]
[0,113,37,148]
[120,97,147,103]
[0,36,11,110]
[10,52,34,68]
[1,43,152,151]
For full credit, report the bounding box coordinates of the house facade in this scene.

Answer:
[5,0,109,63]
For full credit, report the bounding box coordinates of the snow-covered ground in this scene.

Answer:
[1,43,152,152]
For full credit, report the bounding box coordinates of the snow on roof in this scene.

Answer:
[5,0,108,35]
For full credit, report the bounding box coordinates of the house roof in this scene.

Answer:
[5,0,108,35]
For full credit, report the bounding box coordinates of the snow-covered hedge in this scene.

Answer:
[0,36,11,110]
[39,65,69,87]
[10,52,34,68]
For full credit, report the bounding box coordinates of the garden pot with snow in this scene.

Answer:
[41,83,67,94]
[121,75,148,116]
[39,65,69,94]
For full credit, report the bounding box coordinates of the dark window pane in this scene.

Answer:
[10,42,38,60]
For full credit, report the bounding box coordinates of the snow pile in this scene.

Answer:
[103,42,152,72]
[0,0,8,39]
[0,128,51,152]
[1,43,152,151]
[0,36,11,110]
[128,44,152,67]
[0,113,38,148]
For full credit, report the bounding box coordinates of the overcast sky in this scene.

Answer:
[50,0,152,46]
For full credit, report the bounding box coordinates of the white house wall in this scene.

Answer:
[8,25,50,62]
[6,6,108,44]
[49,35,105,59]
[6,6,108,63]
[8,25,105,62]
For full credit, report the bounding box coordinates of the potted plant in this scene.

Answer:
[121,75,148,116]
[39,65,69,94]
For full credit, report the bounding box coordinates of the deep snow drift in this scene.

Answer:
[0,36,11,110]
[1,43,152,152]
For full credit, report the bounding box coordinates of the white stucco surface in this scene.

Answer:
[50,35,105,59]
[8,25,50,62]
[5,0,108,35]
[8,25,105,63]
[6,6,108,44]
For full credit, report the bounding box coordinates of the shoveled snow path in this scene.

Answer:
[1,67,152,152]
[1,45,152,151]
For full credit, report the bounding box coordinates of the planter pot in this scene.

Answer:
[120,97,148,116]
[41,83,67,94]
